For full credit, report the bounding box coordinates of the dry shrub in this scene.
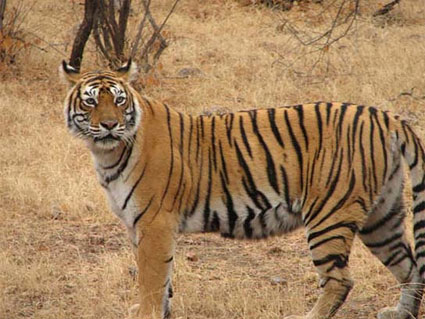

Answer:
[0,1,36,73]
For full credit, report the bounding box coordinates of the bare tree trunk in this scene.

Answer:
[0,0,6,32]
[69,0,97,69]
[116,0,130,61]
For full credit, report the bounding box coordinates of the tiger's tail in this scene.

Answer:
[399,121,425,278]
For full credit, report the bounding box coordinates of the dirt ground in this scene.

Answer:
[1,0,425,318]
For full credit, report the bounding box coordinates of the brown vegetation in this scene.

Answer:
[1,0,425,318]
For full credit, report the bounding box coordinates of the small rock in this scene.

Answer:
[186,252,199,262]
[51,206,63,220]
[268,247,284,255]
[270,276,287,286]
[129,266,138,280]
[177,67,204,78]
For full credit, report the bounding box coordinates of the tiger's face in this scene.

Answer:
[60,60,141,150]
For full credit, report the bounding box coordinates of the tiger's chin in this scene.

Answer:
[88,135,122,151]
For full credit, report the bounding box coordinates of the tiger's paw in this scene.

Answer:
[126,304,140,319]
[377,307,410,319]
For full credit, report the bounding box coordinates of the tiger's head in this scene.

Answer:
[60,60,141,151]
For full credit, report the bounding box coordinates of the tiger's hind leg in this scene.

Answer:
[360,186,423,318]
[285,204,363,319]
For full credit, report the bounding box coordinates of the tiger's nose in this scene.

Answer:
[100,120,118,130]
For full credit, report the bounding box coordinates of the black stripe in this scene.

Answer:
[268,108,284,148]
[337,103,349,140]
[310,150,319,189]
[346,124,353,166]
[405,124,419,169]
[304,149,345,226]
[122,164,147,210]
[413,176,425,193]
[388,253,409,267]
[370,108,388,183]
[171,113,186,208]
[220,172,238,237]
[309,235,346,250]
[203,150,213,232]
[358,122,368,192]
[142,97,155,115]
[218,141,229,184]
[294,105,309,150]
[235,141,267,210]
[326,102,332,126]
[178,113,185,155]
[211,116,218,171]
[196,116,201,161]
[188,116,194,157]
[383,249,403,266]
[159,105,175,208]
[101,146,127,169]
[364,232,403,248]
[351,105,364,164]
[249,111,280,194]
[105,143,134,184]
[313,254,347,269]
[415,240,425,251]
[244,206,256,238]
[414,201,425,214]
[200,115,205,139]
[280,165,292,212]
[314,103,323,152]
[187,151,203,217]
[133,196,154,227]
[284,110,304,191]
[414,220,425,232]
[211,211,220,231]
[369,115,378,193]
[307,221,357,243]
[239,115,253,158]
[360,198,402,234]
[225,113,234,146]
[310,172,356,230]
[259,209,268,238]
[176,183,186,214]
[332,108,340,128]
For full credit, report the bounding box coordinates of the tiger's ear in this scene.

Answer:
[59,60,81,87]
[116,58,139,83]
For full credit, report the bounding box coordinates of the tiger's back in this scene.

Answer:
[60,61,425,319]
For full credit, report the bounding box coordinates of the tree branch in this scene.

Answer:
[69,0,97,69]
[0,0,6,32]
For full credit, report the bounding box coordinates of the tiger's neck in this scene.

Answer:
[88,138,141,188]
[91,141,130,166]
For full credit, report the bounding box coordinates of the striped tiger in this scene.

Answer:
[60,60,425,319]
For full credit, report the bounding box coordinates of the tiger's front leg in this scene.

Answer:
[133,212,177,319]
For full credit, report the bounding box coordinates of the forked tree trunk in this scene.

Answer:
[69,0,97,69]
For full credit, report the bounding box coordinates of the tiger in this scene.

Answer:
[60,59,425,319]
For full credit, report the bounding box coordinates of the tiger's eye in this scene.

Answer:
[116,96,125,104]
[85,98,96,106]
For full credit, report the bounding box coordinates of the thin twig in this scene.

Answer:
[140,0,180,71]
[373,0,400,17]
[130,0,150,58]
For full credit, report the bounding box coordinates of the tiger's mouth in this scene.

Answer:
[94,134,120,142]
[92,133,122,149]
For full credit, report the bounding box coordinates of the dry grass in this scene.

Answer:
[1,0,425,318]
